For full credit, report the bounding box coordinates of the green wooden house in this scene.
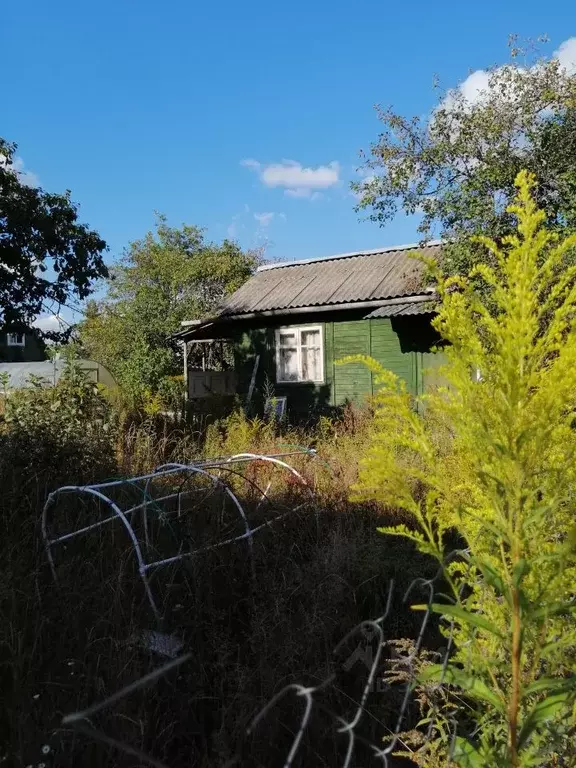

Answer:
[0,328,46,363]
[176,243,443,418]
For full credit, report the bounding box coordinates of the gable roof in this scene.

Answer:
[218,242,441,316]
[176,242,442,339]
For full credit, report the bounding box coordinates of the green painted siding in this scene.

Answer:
[229,314,439,418]
[369,318,417,395]
[0,330,46,363]
[332,320,371,405]
[323,322,334,405]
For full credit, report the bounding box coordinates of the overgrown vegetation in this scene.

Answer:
[0,137,107,337]
[355,37,576,279]
[347,171,576,765]
[0,380,436,766]
[4,175,576,766]
[4,52,576,761]
[78,216,262,404]
[0,356,116,489]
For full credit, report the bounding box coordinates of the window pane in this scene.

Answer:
[279,331,297,348]
[300,329,320,347]
[279,347,298,381]
[302,345,321,381]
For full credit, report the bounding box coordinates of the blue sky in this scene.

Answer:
[2,0,576,325]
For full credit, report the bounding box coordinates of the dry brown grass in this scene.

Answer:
[0,405,438,767]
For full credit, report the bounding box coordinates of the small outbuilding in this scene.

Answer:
[176,243,445,418]
[0,359,118,390]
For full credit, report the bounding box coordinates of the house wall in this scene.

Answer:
[230,312,442,419]
[0,331,46,363]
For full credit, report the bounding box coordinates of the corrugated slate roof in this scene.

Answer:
[218,243,441,315]
[364,299,436,318]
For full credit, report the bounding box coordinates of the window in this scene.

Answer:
[276,326,324,383]
[7,333,25,347]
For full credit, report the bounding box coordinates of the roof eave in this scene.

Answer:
[175,293,437,340]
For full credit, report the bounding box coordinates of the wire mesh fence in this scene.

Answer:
[55,580,453,767]
[226,576,457,768]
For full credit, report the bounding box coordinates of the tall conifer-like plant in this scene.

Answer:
[343,172,576,765]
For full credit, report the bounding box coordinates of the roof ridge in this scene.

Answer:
[257,240,444,272]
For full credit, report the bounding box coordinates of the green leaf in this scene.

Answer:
[512,558,530,587]
[532,600,576,620]
[452,736,485,766]
[518,692,572,749]
[413,602,505,639]
[418,663,506,713]
[474,558,511,605]
[523,675,576,697]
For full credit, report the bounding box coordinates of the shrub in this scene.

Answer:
[0,357,116,487]
[345,171,576,765]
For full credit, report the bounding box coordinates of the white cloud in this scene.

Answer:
[441,37,576,111]
[240,159,261,172]
[0,153,39,187]
[253,212,275,227]
[285,187,321,200]
[253,211,287,228]
[241,158,340,198]
[33,314,67,333]
[554,37,576,75]
[440,68,497,113]
[227,204,250,238]
[457,69,491,106]
[12,157,39,187]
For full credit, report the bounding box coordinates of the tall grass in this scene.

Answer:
[0,400,438,767]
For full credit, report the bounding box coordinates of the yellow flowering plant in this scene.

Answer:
[340,171,576,765]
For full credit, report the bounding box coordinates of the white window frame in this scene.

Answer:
[7,333,25,347]
[275,325,324,384]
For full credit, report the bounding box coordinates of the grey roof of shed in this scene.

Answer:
[218,242,441,316]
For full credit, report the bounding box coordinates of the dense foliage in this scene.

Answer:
[355,44,576,278]
[345,172,576,764]
[0,138,107,334]
[78,216,261,403]
[0,379,428,767]
[0,355,115,481]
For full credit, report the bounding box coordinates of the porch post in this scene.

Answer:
[183,340,189,401]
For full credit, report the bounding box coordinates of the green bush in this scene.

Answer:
[0,357,116,487]
[346,171,576,765]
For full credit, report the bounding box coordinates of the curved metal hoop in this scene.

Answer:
[41,451,318,621]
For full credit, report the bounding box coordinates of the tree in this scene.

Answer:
[0,138,107,333]
[355,41,576,276]
[343,173,576,765]
[78,216,262,401]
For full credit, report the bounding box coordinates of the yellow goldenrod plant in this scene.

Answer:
[339,171,576,766]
